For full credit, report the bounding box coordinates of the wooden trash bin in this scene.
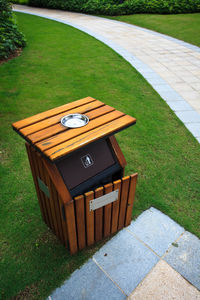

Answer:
[12,96,138,254]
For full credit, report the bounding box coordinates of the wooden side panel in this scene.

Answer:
[108,136,127,169]
[45,176,62,241]
[58,194,68,248]
[31,148,50,227]
[42,158,72,204]
[25,143,46,224]
[125,173,138,227]
[94,187,104,242]
[50,185,65,244]
[35,152,55,232]
[44,171,60,237]
[85,191,94,246]
[64,201,78,254]
[111,179,121,234]
[104,183,113,238]
[74,195,86,250]
[118,176,130,230]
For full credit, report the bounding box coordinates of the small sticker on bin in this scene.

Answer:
[81,154,94,168]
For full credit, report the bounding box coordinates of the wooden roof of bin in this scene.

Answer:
[12,97,136,161]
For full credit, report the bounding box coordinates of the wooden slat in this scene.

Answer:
[12,96,95,130]
[50,185,65,244]
[111,179,121,234]
[64,200,78,254]
[25,143,46,223]
[108,136,127,169]
[42,157,72,204]
[36,152,54,231]
[31,148,50,227]
[28,105,115,144]
[74,195,86,250]
[46,115,136,161]
[20,100,104,137]
[94,187,104,242]
[118,176,130,230]
[104,183,113,238]
[37,110,124,152]
[125,173,138,227]
[85,191,94,246]
[58,194,69,248]
[45,173,60,239]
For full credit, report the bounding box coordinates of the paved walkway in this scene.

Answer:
[48,207,200,300]
[13,5,200,143]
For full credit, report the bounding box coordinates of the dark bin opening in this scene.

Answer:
[56,138,123,197]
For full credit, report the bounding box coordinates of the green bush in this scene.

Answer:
[12,0,29,5]
[0,0,26,60]
[27,0,200,15]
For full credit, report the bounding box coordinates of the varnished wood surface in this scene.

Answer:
[74,195,86,250]
[125,173,138,226]
[94,187,104,242]
[85,191,95,246]
[103,183,113,238]
[12,97,136,161]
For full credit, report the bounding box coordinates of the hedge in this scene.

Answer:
[0,0,26,60]
[27,0,200,15]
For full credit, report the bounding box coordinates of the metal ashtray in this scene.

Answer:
[60,114,89,128]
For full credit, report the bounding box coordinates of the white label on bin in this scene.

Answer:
[81,154,94,168]
[89,190,119,211]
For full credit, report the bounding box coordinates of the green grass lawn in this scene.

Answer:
[0,12,200,299]
[108,13,200,47]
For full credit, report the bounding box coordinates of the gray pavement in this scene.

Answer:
[13,5,200,142]
[48,207,200,299]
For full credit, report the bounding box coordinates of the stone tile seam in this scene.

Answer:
[161,230,186,260]
[161,259,200,292]
[13,8,200,143]
[125,228,161,258]
[126,259,162,297]
[124,230,198,295]
[129,258,200,297]
[92,257,128,297]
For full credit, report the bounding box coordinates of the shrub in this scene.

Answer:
[0,0,26,60]
[15,0,200,15]
[12,0,29,4]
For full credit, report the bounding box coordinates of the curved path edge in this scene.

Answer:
[13,5,200,143]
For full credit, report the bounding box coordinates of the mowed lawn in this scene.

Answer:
[0,12,200,299]
[109,13,200,47]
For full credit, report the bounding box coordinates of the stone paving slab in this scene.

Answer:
[93,229,159,295]
[13,5,200,142]
[164,231,200,291]
[126,207,185,257]
[50,259,126,300]
[47,208,199,299]
[127,260,200,300]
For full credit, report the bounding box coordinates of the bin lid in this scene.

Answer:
[12,96,136,161]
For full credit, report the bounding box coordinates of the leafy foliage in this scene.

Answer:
[27,0,200,15]
[0,0,26,60]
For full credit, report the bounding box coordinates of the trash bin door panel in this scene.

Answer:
[56,139,116,190]
[64,173,138,254]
